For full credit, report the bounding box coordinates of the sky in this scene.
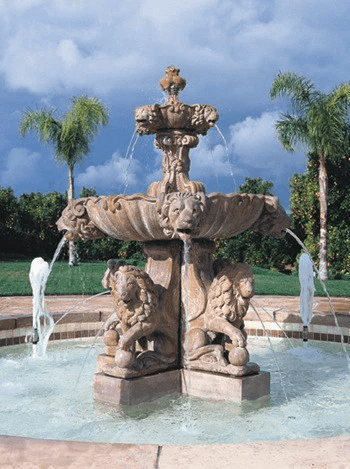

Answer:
[1,0,350,211]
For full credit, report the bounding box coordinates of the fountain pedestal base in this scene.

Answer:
[182,369,270,402]
[93,369,270,406]
[93,370,182,406]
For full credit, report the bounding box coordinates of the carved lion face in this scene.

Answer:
[157,192,206,240]
[102,261,140,304]
[237,275,255,300]
[203,105,219,128]
[115,271,139,303]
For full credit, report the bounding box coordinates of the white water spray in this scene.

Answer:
[29,236,67,357]
[29,258,54,357]
[286,228,350,370]
[298,253,315,342]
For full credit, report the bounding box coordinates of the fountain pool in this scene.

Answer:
[2,66,350,466]
[1,337,349,446]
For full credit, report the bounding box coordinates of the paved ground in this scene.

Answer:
[0,294,114,318]
[1,294,350,318]
[1,435,350,468]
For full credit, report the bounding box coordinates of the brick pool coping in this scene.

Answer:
[1,294,350,346]
[1,295,350,468]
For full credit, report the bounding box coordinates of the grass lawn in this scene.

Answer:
[0,260,350,297]
[251,266,350,297]
[0,260,144,296]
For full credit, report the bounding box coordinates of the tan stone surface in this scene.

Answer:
[0,294,114,318]
[182,369,270,401]
[159,437,350,469]
[100,259,178,377]
[0,436,158,469]
[94,369,182,405]
[1,435,350,469]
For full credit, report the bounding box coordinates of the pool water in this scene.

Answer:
[0,338,349,445]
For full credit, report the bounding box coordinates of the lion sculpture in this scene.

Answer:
[157,191,206,241]
[102,260,176,374]
[206,262,254,349]
[187,262,259,375]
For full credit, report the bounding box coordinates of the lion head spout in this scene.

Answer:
[157,191,206,241]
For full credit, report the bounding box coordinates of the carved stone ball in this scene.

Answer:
[115,349,134,368]
[228,347,249,366]
[104,329,119,346]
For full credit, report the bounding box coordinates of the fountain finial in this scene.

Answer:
[159,66,186,101]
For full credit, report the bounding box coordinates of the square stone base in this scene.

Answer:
[182,369,270,402]
[93,370,182,406]
[94,369,270,406]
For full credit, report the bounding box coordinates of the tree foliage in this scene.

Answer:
[237,177,274,196]
[19,95,109,265]
[0,186,145,263]
[19,96,109,174]
[291,152,350,276]
[0,188,67,259]
[0,187,22,257]
[270,71,350,279]
[215,177,295,271]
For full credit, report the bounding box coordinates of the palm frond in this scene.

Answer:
[327,83,350,120]
[58,95,109,165]
[65,95,109,139]
[308,95,347,157]
[270,71,319,115]
[19,109,62,145]
[275,114,309,152]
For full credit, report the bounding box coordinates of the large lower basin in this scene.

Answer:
[1,337,349,445]
[1,295,350,467]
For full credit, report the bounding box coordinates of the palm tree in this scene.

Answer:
[270,72,350,280]
[20,95,109,265]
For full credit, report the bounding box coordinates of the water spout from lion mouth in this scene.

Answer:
[176,228,193,241]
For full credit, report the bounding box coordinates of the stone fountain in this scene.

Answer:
[57,66,290,405]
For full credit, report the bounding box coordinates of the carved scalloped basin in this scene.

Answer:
[57,192,290,242]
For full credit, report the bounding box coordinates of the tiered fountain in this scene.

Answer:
[57,66,290,405]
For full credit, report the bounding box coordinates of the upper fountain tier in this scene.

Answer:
[135,66,219,196]
[57,66,291,242]
[135,65,219,137]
